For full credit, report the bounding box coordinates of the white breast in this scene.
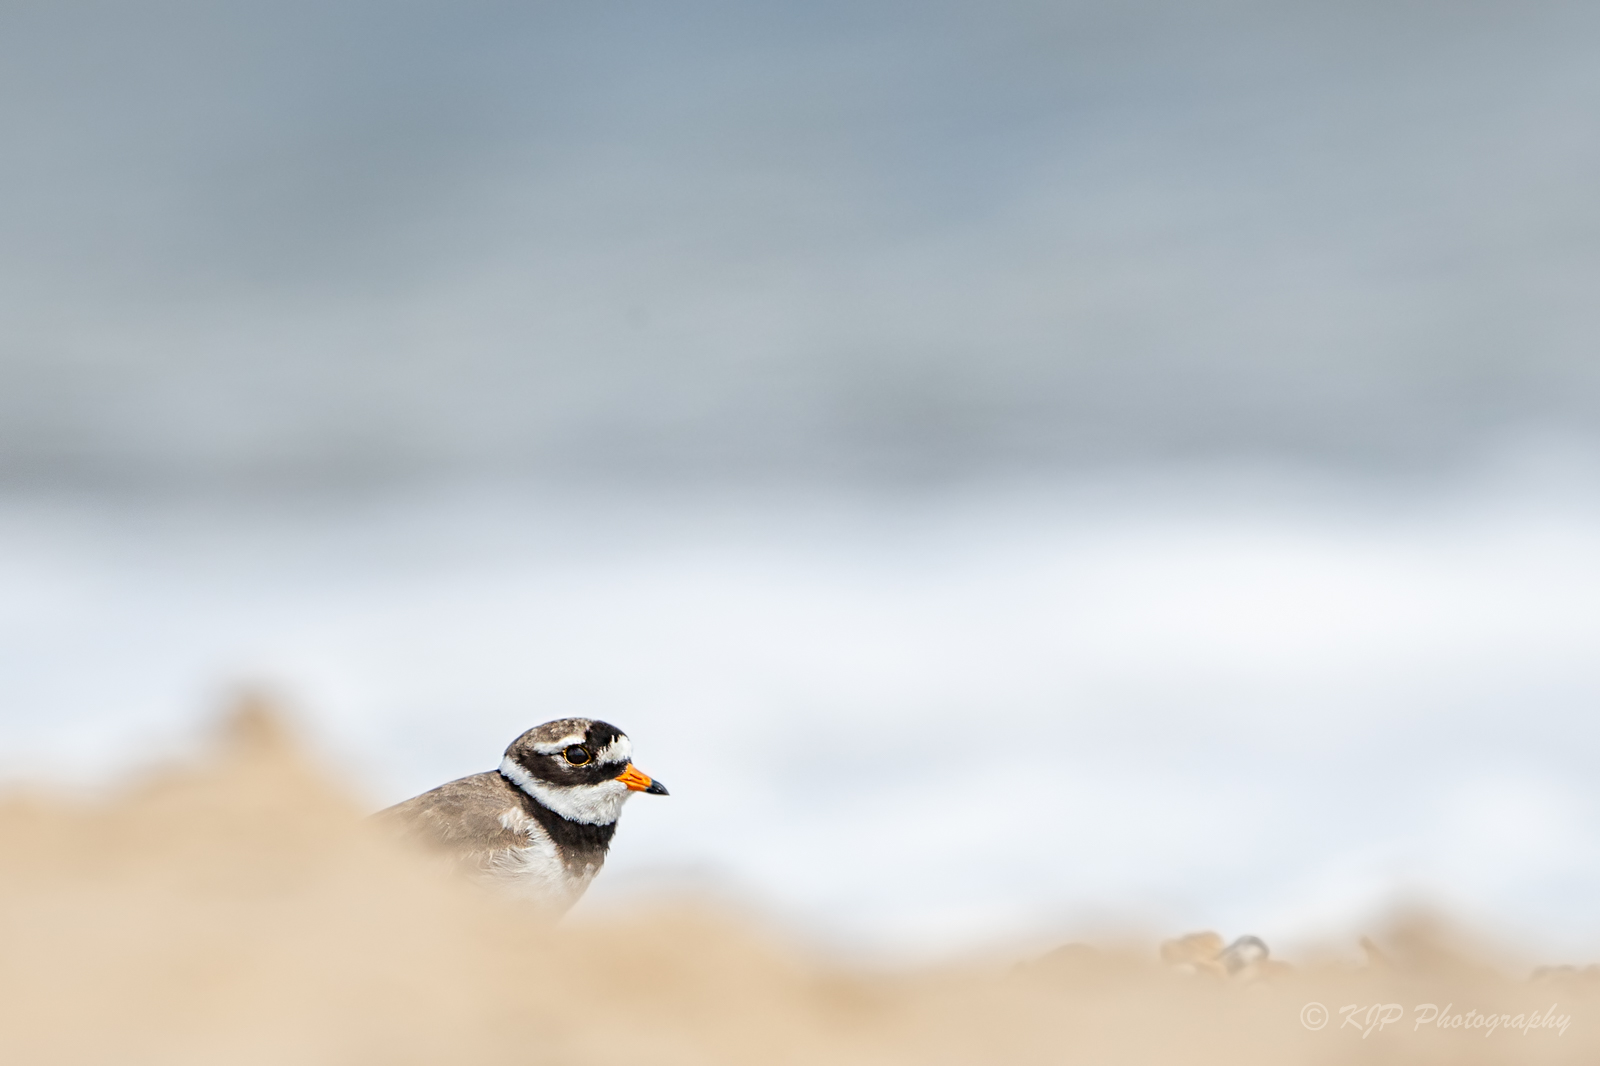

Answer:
[486,807,600,913]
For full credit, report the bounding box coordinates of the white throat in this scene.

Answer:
[499,756,632,825]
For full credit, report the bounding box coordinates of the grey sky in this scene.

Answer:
[3,1,1599,487]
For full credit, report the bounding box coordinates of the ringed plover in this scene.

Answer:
[376,718,667,912]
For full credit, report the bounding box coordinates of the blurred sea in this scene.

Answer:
[5,455,1599,960]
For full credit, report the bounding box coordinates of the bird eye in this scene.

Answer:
[563,745,592,765]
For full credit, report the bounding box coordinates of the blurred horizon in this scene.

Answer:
[4,1,1600,492]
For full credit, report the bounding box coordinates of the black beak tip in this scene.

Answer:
[645,779,669,796]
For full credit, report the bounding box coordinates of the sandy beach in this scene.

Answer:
[3,705,1592,1065]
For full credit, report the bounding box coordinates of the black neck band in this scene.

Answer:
[502,771,618,872]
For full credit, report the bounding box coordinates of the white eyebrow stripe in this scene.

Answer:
[530,735,587,754]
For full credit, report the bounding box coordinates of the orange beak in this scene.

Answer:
[615,763,668,795]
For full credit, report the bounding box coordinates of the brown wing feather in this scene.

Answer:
[373,771,532,875]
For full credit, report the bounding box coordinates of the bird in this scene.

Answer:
[374,717,667,912]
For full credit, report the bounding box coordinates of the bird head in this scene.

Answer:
[499,718,667,824]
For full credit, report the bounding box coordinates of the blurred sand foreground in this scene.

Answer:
[1,707,1594,1065]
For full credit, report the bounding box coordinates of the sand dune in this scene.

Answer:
[1,705,1593,1065]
